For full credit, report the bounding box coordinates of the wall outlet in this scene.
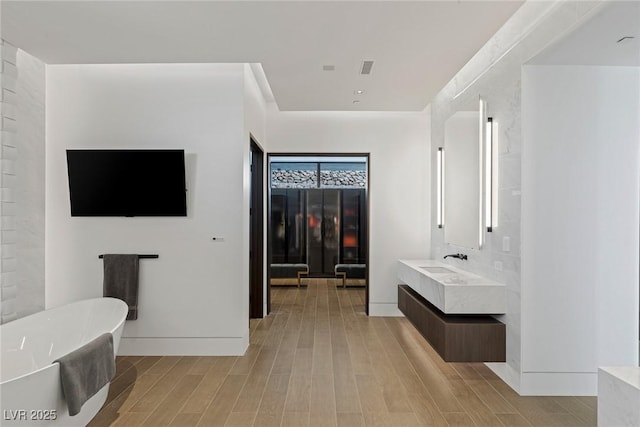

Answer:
[494,261,503,271]
[502,236,510,252]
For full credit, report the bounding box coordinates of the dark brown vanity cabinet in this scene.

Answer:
[398,285,505,362]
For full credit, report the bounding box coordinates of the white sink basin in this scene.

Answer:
[420,266,455,274]
[398,260,506,314]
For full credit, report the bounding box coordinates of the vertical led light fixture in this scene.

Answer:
[485,117,494,232]
[484,117,498,232]
[478,98,486,246]
[437,147,444,228]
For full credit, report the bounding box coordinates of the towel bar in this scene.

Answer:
[98,254,159,259]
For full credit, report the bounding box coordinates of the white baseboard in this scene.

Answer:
[369,302,403,317]
[485,362,597,396]
[519,371,597,396]
[117,335,249,356]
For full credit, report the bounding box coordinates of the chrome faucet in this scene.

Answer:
[443,253,468,261]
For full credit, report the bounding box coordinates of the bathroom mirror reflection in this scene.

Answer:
[443,99,483,249]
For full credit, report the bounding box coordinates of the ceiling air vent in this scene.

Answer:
[360,60,374,75]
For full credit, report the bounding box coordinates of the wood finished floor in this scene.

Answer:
[90,279,597,427]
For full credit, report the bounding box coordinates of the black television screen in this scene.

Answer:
[66,149,187,217]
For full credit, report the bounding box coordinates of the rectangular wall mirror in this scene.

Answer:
[443,100,483,249]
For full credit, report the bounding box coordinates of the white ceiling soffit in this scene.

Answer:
[529,1,640,67]
[2,1,523,111]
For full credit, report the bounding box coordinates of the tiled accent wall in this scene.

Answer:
[15,49,45,318]
[0,44,45,323]
[1,40,18,324]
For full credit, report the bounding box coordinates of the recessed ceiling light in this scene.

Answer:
[354,90,364,95]
[323,65,335,71]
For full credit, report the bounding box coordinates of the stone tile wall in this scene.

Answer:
[1,40,19,323]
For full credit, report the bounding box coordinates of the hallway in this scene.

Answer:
[91,280,596,426]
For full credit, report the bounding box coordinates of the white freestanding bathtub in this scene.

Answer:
[1,298,128,426]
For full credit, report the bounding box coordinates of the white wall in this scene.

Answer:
[266,106,430,316]
[46,63,254,355]
[521,65,640,394]
[244,65,267,147]
[243,64,268,316]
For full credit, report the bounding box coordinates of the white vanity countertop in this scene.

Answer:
[398,259,506,314]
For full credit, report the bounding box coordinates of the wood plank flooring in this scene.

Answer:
[90,279,596,426]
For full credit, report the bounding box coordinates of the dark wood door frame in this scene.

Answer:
[266,153,370,316]
[249,137,264,319]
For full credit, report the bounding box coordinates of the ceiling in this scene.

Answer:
[1,1,523,111]
[529,1,640,66]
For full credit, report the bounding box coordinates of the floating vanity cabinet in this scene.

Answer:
[397,259,506,314]
[398,285,505,362]
[397,260,506,362]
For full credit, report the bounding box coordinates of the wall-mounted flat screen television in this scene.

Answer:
[66,149,187,217]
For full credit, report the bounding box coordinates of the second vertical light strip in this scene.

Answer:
[437,147,444,228]
[485,117,493,232]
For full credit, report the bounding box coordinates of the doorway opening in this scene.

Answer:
[267,154,370,315]
[249,137,264,319]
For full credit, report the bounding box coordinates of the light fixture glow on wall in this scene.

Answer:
[437,147,444,228]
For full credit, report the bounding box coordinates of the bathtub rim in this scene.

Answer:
[0,297,128,385]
